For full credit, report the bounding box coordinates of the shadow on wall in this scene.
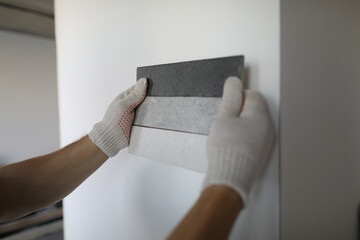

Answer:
[243,66,250,90]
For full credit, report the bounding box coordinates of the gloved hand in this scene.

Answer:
[203,76,276,205]
[89,78,147,157]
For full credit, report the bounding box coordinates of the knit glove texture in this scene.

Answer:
[203,76,276,205]
[89,78,147,157]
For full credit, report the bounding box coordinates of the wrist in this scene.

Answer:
[85,135,109,162]
[89,121,127,157]
[201,185,244,211]
[204,148,255,206]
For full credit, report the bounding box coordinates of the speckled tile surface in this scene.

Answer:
[133,97,221,135]
[129,126,208,172]
[137,55,244,97]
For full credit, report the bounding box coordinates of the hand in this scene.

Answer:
[203,76,276,205]
[89,78,147,157]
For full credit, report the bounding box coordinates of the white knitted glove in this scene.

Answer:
[203,76,276,205]
[89,78,147,157]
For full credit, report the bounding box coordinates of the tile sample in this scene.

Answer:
[129,126,208,173]
[130,56,244,171]
[133,97,221,135]
[137,55,244,97]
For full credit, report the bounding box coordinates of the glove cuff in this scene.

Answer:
[203,148,255,206]
[89,121,127,157]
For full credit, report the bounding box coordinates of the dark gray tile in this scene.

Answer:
[137,55,244,97]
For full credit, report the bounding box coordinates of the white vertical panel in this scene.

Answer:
[55,0,280,239]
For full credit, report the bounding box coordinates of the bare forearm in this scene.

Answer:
[0,136,108,222]
[168,186,243,240]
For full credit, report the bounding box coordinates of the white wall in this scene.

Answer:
[55,1,280,239]
[0,31,59,166]
[281,1,360,239]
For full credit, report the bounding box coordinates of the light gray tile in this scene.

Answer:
[129,126,208,173]
[133,97,221,135]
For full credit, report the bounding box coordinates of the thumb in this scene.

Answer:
[219,76,243,117]
[125,78,147,109]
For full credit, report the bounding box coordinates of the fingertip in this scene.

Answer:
[134,78,148,94]
[220,76,244,117]
[138,78,147,87]
[224,76,243,91]
[125,78,148,108]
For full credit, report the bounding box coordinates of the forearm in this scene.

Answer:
[0,136,108,222]
[168,186,243,240]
